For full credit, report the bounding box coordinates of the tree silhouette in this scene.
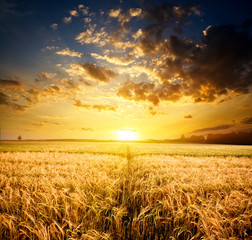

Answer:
[18,135,22,140]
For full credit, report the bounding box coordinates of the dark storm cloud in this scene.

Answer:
[74,99,118,112]
[79,63,117,83]
[191,124,234,134]
[185,24,252,95]
[137,24,166,56]
[168,22,252,101]
[120,21,252,105]
[141,1,200,35]
[143,2,199,24]
[0,0,31,17]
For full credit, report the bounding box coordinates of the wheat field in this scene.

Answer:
[0,142,251,239]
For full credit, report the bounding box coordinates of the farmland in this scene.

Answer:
[0,141,251,239]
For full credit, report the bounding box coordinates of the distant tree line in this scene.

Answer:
[180,130,252,145]
[180,134,205,143]
[206,130,252,145]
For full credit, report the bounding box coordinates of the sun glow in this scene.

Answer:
[116,130,137,141]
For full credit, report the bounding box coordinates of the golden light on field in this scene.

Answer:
[116,130,137,141]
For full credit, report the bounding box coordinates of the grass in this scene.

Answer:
[1,140,252,157]
[0,142,251,239]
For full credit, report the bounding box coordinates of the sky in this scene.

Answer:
[0,0,252,140]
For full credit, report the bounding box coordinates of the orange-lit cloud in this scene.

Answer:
[115,21,252,105]
[117,80,159,105]
[91,53,134,66]
[74,99,117,112]
[75,25,108,46]
[35,72,56,82]
[79,63,117,83]
[50,23,58,31]
[84,17,91,23]
[241,117,252,124]
[0,91,27,111]
[63,16,72,24]
[0,79,23,88]
[79,76,93,87]
[81,127,93,131]
[191,125,234,134]
[69,10,79,17]
[109,8,121,18]
[56,48,83,58]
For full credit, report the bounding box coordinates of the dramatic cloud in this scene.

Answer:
[241,117,252,124]
[84,17,91,23]
[79,77,93,87]
[43,46,59,51]
[50,23,58,31]
[43,84,61,95]
[109,7,143,32]
[0,91,10,104]
[184,115,192,119]
[129,8,142,17]
[78,4,85,10]
[117,80,159,105]
[0,79,23,88]
[35,72,55,82]
[117,20,252,105]
[69,10,79,17]
[91,53,134,66]
[59,79,80,90]
[109,8,121,18]
[63,16,72,24]
[182,24,252,100]
[75,26,108,46]
[56,48,83,58]
[21,78,81,106]
[191,125,234,134]
[0,0,31,17]
[117,79,183,105]
[74,99,117,112]
[148,106,167,116]
[0,91,27,111]
[79,63,117,82]
[80,6,89,15]
[81,127,93,131]
[142,2,199,34]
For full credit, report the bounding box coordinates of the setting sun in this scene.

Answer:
[116,130,137,141]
